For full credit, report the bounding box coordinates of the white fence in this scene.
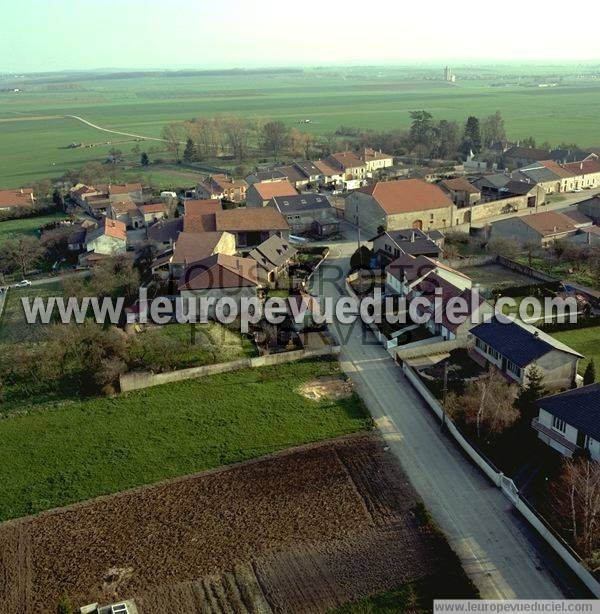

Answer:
[402,363,600,597]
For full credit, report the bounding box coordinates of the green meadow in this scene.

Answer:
[2,64,600,187]
[0,358,370,520]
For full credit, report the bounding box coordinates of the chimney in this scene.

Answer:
[411,231,416,243]
[553,226,558,233]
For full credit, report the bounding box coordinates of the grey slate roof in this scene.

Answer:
[516,164,561,184]
[272,193,332,214]
[371,228,443,257]
[147,218,183,244]
[501,181,537,196]
[538,384,600,441]
[248,234,297,271]
[473,174,512,190]
[471,315,583,368]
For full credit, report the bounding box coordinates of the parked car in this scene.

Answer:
[14,280,32,288]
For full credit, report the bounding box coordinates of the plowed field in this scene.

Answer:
[0,434,461,613]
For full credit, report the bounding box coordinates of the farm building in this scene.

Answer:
[345,179,454,234]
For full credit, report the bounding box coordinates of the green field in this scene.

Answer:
[2,64,600,187]
[0,358,370,521]
[0,212,67,246]
[550,326,600,379]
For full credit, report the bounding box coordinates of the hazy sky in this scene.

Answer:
[3,0,600,72]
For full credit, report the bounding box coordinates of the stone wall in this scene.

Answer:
[119,346,341,392]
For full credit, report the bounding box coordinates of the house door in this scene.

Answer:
[412,220,423,229]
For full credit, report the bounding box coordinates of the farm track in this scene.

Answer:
[0,433,452,613]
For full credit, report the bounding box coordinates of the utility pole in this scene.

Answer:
[441,360,448,429]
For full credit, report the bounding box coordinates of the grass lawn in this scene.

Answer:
[0,212,68,246]
[516,256,600,291]
[550,326,600,380]
[0,280,64,344]
[0,358,371,521]
[150,321,257,366]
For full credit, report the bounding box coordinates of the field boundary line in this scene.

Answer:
[65,114,183,144]
[0,431,375,529]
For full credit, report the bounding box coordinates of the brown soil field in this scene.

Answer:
[0,434,455,613]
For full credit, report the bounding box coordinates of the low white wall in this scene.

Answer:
[119,346,341,392]
[0,287,8,322]
[402,362,600,597]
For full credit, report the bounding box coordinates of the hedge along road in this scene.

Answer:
[310,232,566,600]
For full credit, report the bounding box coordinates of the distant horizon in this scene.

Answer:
[2,59,600,77]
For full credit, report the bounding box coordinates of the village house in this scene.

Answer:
[503,146,551,169]
[513,163,565,195]
[489,211,580,247]
[313,159,345,187]
[214,207,290,248]
[469,315,582,389]
[106,183,143,203]
[137,203,167,226]
[385,253,492,341]
[196,174,247,202]
[561,156,600,189]
[178,253,261,319]
[274,161,323,189]
[161,231,236,279]
[370,228,444,266]
[270,193,338,235]
[345,179,454,233]
[439,177,481,207]
[0,187,35,212]
[248,234,297,285]
[532,384,600,461]
[359,148,394,173]
[322,151,368,189]
[245,180,298,208]
[577,195,600,224]
[245,169,288,185]
[147,217,183,250]
[83,218,127,257]
[109,199,138,226]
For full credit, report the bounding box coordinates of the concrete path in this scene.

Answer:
[311,239,565,599]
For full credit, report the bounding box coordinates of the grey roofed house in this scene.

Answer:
[537,384,600,443]
[248,234,297,273]
[277,165,307,184]
[472,173,512,191]
[271,193,332,213]
[292,160,322,178]
[471,315,583,368]
[501,180,538,196]
[147,217,183,245]
[370,228,443,261]
[246,169,287,184]
[577,195,600,224]
[514,164,560,184]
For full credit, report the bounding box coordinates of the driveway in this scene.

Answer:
[311,237,567,599]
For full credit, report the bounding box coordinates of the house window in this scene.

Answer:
[552,416,566,433]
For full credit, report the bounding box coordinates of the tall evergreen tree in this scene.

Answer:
[462,116,482,155]
[140,152,150,166]
[183,137,198,163]
[516,364,546,423]
[583,360,596,386]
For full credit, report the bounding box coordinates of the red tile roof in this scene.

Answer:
[519,212,577,236]
[562,158,600,176]
[440,178,480,194]
[0,188,35,209]
[179,253,259,291]
[250,180,297,200]
[184,199,222,216]
[362,179,453,215]
[138,203,166,214]
[108,183,142,196]
[171,231,227,265]
[215,208,289,232]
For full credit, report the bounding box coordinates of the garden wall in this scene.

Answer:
[119,346,341,392]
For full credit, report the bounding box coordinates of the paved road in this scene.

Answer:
[311,236,565,599]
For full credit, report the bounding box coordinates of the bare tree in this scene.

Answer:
[447,369,518,440]
[161,122,185,162]
[223,117,253,162]
[1,236,44,278]
[550,458,600,558]
[262,121,290,159]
